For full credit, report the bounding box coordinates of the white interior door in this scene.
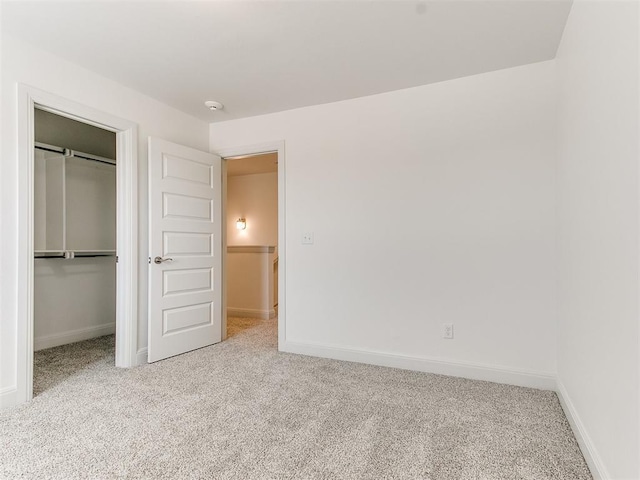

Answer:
[148,137,222,362]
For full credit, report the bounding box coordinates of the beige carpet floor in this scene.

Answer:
[1,317,591,479]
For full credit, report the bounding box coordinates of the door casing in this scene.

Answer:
[14,85,139,405]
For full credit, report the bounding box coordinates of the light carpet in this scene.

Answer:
[1,318,591,479]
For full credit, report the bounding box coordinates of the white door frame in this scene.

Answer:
[16,84,139,404]
[215,141,286,348]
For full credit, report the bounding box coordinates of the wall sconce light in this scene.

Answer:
[236,218,246,230]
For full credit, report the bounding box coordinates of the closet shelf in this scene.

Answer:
[35,250,116,259]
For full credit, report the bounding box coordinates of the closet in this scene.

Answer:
[33,109,117,352]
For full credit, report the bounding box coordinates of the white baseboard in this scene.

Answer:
[280,340,556,390]
[556,380,608,480]
[228,307,276,320]
[0,386,17,409]
[34,322,116,351]
[136,348,148,365]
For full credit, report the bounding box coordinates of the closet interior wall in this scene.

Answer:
[34,109,117,351]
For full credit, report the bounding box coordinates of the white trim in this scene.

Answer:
[227,307,277,320]
[115,126,139,369]
[0,387,18,409]
[136,348,148,365]
[215,141,286,349]
[34,323,116,352]
[16,85,36,404]
[281,340,557,390]
[556,380,608,480]
[221,159,228,340]
[227,245,276,254]
[14,85,139,407]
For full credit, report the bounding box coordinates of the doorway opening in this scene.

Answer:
[15,85,138,405]
[33,109,117,395]
[220,142,285,348]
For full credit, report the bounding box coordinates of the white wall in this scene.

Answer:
[0,33,210,404]
[556,2,640,479]
[211,60,558,385]
[227,172,278,247]
[34,258,116,350]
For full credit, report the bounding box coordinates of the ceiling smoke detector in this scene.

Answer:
[204,100,224,111]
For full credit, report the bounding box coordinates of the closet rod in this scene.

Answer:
[35,251,116,259]
[34,142,116,166]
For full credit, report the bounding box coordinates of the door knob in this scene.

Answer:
[154,256,173,264]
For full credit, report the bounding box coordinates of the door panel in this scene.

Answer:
[148,137,222,363]
[163,268,212,296]
[163,193,213,221]
[164,232,213,257]
[163,302,213,335]
[163,154,213,185]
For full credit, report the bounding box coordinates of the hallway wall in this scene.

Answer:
[227,172,278,247]
[226,172,278,318]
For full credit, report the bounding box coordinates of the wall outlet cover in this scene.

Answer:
[442,323,454,339]
[302,232,314,244]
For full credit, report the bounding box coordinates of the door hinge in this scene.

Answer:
[116,255,118,263]
[148,256,151,264]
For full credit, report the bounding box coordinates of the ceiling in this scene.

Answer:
[227,153,278,177]
[2,1,572,123]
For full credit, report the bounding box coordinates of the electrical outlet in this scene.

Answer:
[442,323,454,339]
[302,232,314,245]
